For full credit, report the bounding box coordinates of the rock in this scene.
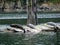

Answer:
[10,24,25,30]
[6,27,24,33]
[47,22,60,29]
[27,24,35,29]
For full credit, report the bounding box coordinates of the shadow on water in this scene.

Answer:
[0,31,60,45]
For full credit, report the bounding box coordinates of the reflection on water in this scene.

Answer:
[0,13,60,24]
[0,25,60,45]
[0,32,56,45]
[0,25,9,30]
[0,13,60,19]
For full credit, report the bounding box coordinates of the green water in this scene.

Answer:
[0,13,60,45]
[0,13,60,24]
[0,18,60,25]
[0,32,60,45]
[0,19,27,25]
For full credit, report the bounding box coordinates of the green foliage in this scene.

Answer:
[49,0,60,3]
[0,0,60,6]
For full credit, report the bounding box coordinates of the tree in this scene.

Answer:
[1,0,15,11]
[27,0,37,25]
[2,0,5,12]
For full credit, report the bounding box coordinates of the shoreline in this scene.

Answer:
[0,11,60,14]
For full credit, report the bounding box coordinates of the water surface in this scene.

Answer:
[0,13,60,45]
[0,25,60,45]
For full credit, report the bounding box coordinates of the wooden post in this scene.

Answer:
[27,0,37,25]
